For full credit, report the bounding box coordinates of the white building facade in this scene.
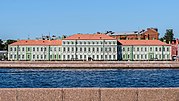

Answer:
[118,40,171,61]
[62,34,118,61]
[8,40,62,61]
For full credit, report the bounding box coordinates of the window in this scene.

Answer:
[97,55,99,59]
[72,47,74,52]
[50,47,52,51]
[80,48,82,52]
[97,48,99,52]
[22,55,24,59]
[134,55,135,59]
[96,42,99,44]
[63,55,65,59]
[101,55,103,59]
[33,55,35,59]
[54,47,56,51]
[137,48,139,51]
[37,55,39,59]
[68,47,70,52]
[109,48,111,52]
[27,55,30,59]
[54,55,56,59]
[92,42,95,44]
[44,47,47,51]
[145,55,147,59]
[113,55,115,59]
[18,55,20,59]
[150,47,152,51]
[68,55,70,59]
[41,47,43,51]
[137,55,139,59]
[63,47,66,52]
[141,47,143,51]
[109,55,111,59]
[123,55,125,58]
[27,48,30,51]
[141,55,143,59]
[50,55,52,59]
[128,48,130,51]
[80,42,82,44]
[44,55,46,59]
[33,47,35,51]
[37,47,39,51]
[80,55,82,59]
[10,55,13,58]
[105,55,107,59]
[113,41,116,44]
[167,47,169,51]
[109,42,111,44]
[159,47,161,51]
[93,48,95,52]
[155,47,158,51]
[145,48,147,51]
[163,47,165,51]
[84,42,86,44]
[63,42,65,44]
[67,41,70,44]
[88,42,90,44]
[71,41,74,44]
[88,48,91,52]
[128,55,130,59]
[41,55,43,59]
[84,55,86,59]
[93,55,95,59]
[14,55,16,59]
[14,47,17,51]
[101,48,103,52]
[84,47,86,52]
[105,48,108,52]
[59,48,60,51]
[10,48,13,51]
[58,55,60,59]
[113,48,116,52]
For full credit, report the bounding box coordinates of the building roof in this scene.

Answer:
[118,40,170,46]
[64,34,116,40]
[9,40,62,46]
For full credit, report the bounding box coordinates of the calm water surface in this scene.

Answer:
[0,68,179,88]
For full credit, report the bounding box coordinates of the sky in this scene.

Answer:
[0,0,179,40]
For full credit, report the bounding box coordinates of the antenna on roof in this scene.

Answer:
[49,32,51,40]
[28,35,30,40]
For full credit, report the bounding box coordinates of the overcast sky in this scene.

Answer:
[0,0,179,40]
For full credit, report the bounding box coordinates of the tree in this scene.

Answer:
[0,39,5,50]
[3,40,17,50]
[163,29,174,44]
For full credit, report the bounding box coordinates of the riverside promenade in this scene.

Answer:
[0,61,179,69]
[0,88,179,101]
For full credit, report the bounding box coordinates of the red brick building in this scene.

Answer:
[171,39,179,60]
[106,28,159,40]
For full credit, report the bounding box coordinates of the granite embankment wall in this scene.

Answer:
[0,61,179,68]
[0,88,179,101]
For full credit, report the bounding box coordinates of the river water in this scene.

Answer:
[0,68,179,88]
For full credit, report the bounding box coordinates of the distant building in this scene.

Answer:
[62,33,118,61]
[106,28,159,40]
[8,33,171,61]
[118,40,171,61]
[171,39,179,60]
[8,40,62,61]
